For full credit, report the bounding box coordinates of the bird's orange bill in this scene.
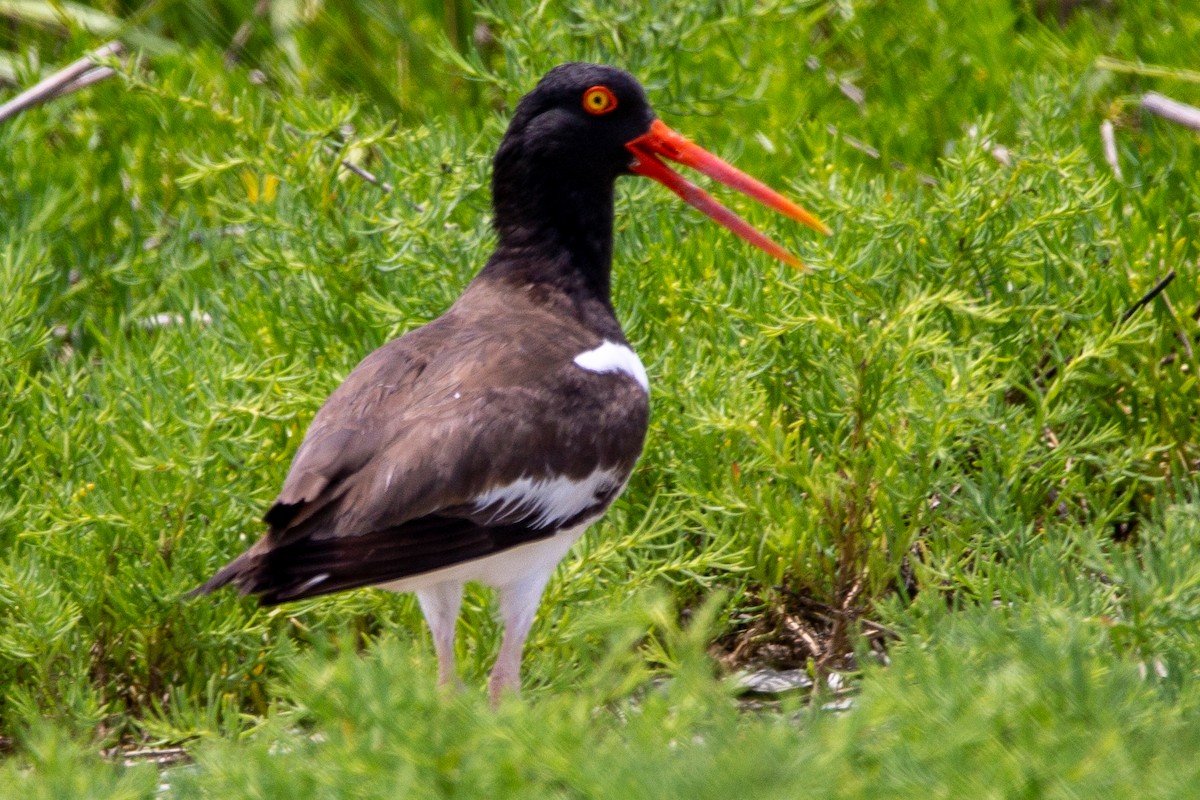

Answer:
[626,119,830,268]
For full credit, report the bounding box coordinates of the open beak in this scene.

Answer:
[626,120,830,268]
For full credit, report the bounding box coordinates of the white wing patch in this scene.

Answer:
[573,341,649,393]
[471,468,627,529]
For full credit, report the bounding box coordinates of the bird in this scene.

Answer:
[189,62,829,703]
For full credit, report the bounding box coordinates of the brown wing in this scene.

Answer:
[190,283,649,604]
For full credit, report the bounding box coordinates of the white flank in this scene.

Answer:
[573,341,649,393]
[380,522,591,593]
[471,469,626,529]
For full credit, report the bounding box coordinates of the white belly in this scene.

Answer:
[376,520,592,593]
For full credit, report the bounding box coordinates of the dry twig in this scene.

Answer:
[1160,292,1195,363]
[1142,92,1200,133]
[283,122,396,194]
[225,0,272,67]
[0,41,123,125]
[1120,270,1176,324]
[825,124,938,186]
[1012,270,1178,399]
[1100,120,1122,180]
[337,158,394,193]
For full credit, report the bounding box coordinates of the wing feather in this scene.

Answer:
[191,285,649,604]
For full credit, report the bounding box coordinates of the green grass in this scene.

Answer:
[3,0,1200,794]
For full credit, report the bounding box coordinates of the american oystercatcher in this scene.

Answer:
[191,63,828,702]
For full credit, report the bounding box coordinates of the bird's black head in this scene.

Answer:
[495,63,657,185]
[486,64,657,297]
[483,63,828,308]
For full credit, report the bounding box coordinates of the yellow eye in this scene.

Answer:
[582,85,618,115]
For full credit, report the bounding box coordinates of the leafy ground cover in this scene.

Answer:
[2,0,1199,795]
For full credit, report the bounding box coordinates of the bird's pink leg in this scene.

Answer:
[416,581,465,690]
[489,572,553,705]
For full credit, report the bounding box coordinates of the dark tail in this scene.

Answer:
[183,550,259,599]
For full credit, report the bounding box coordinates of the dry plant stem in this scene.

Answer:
[282,122,396,193]
[53,67,117,97]
[1100,120,1122,180]
[1120,269,1176,324]
[109,747,191,768]
[780,587,899,641]
[338,158,394,193]
[825,124,938,187]
[1142,92,1200,132]
[225,0,272,67]
[783,616,822,657]
[0,41,123,125]
[1031,270,1177,390]
[1160,293,1195,362]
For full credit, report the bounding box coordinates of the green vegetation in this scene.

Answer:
[3,0,1199,794]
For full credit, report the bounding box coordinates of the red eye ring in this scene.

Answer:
[582,85,618,115]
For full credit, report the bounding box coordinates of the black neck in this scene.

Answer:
[481,147,618,309]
